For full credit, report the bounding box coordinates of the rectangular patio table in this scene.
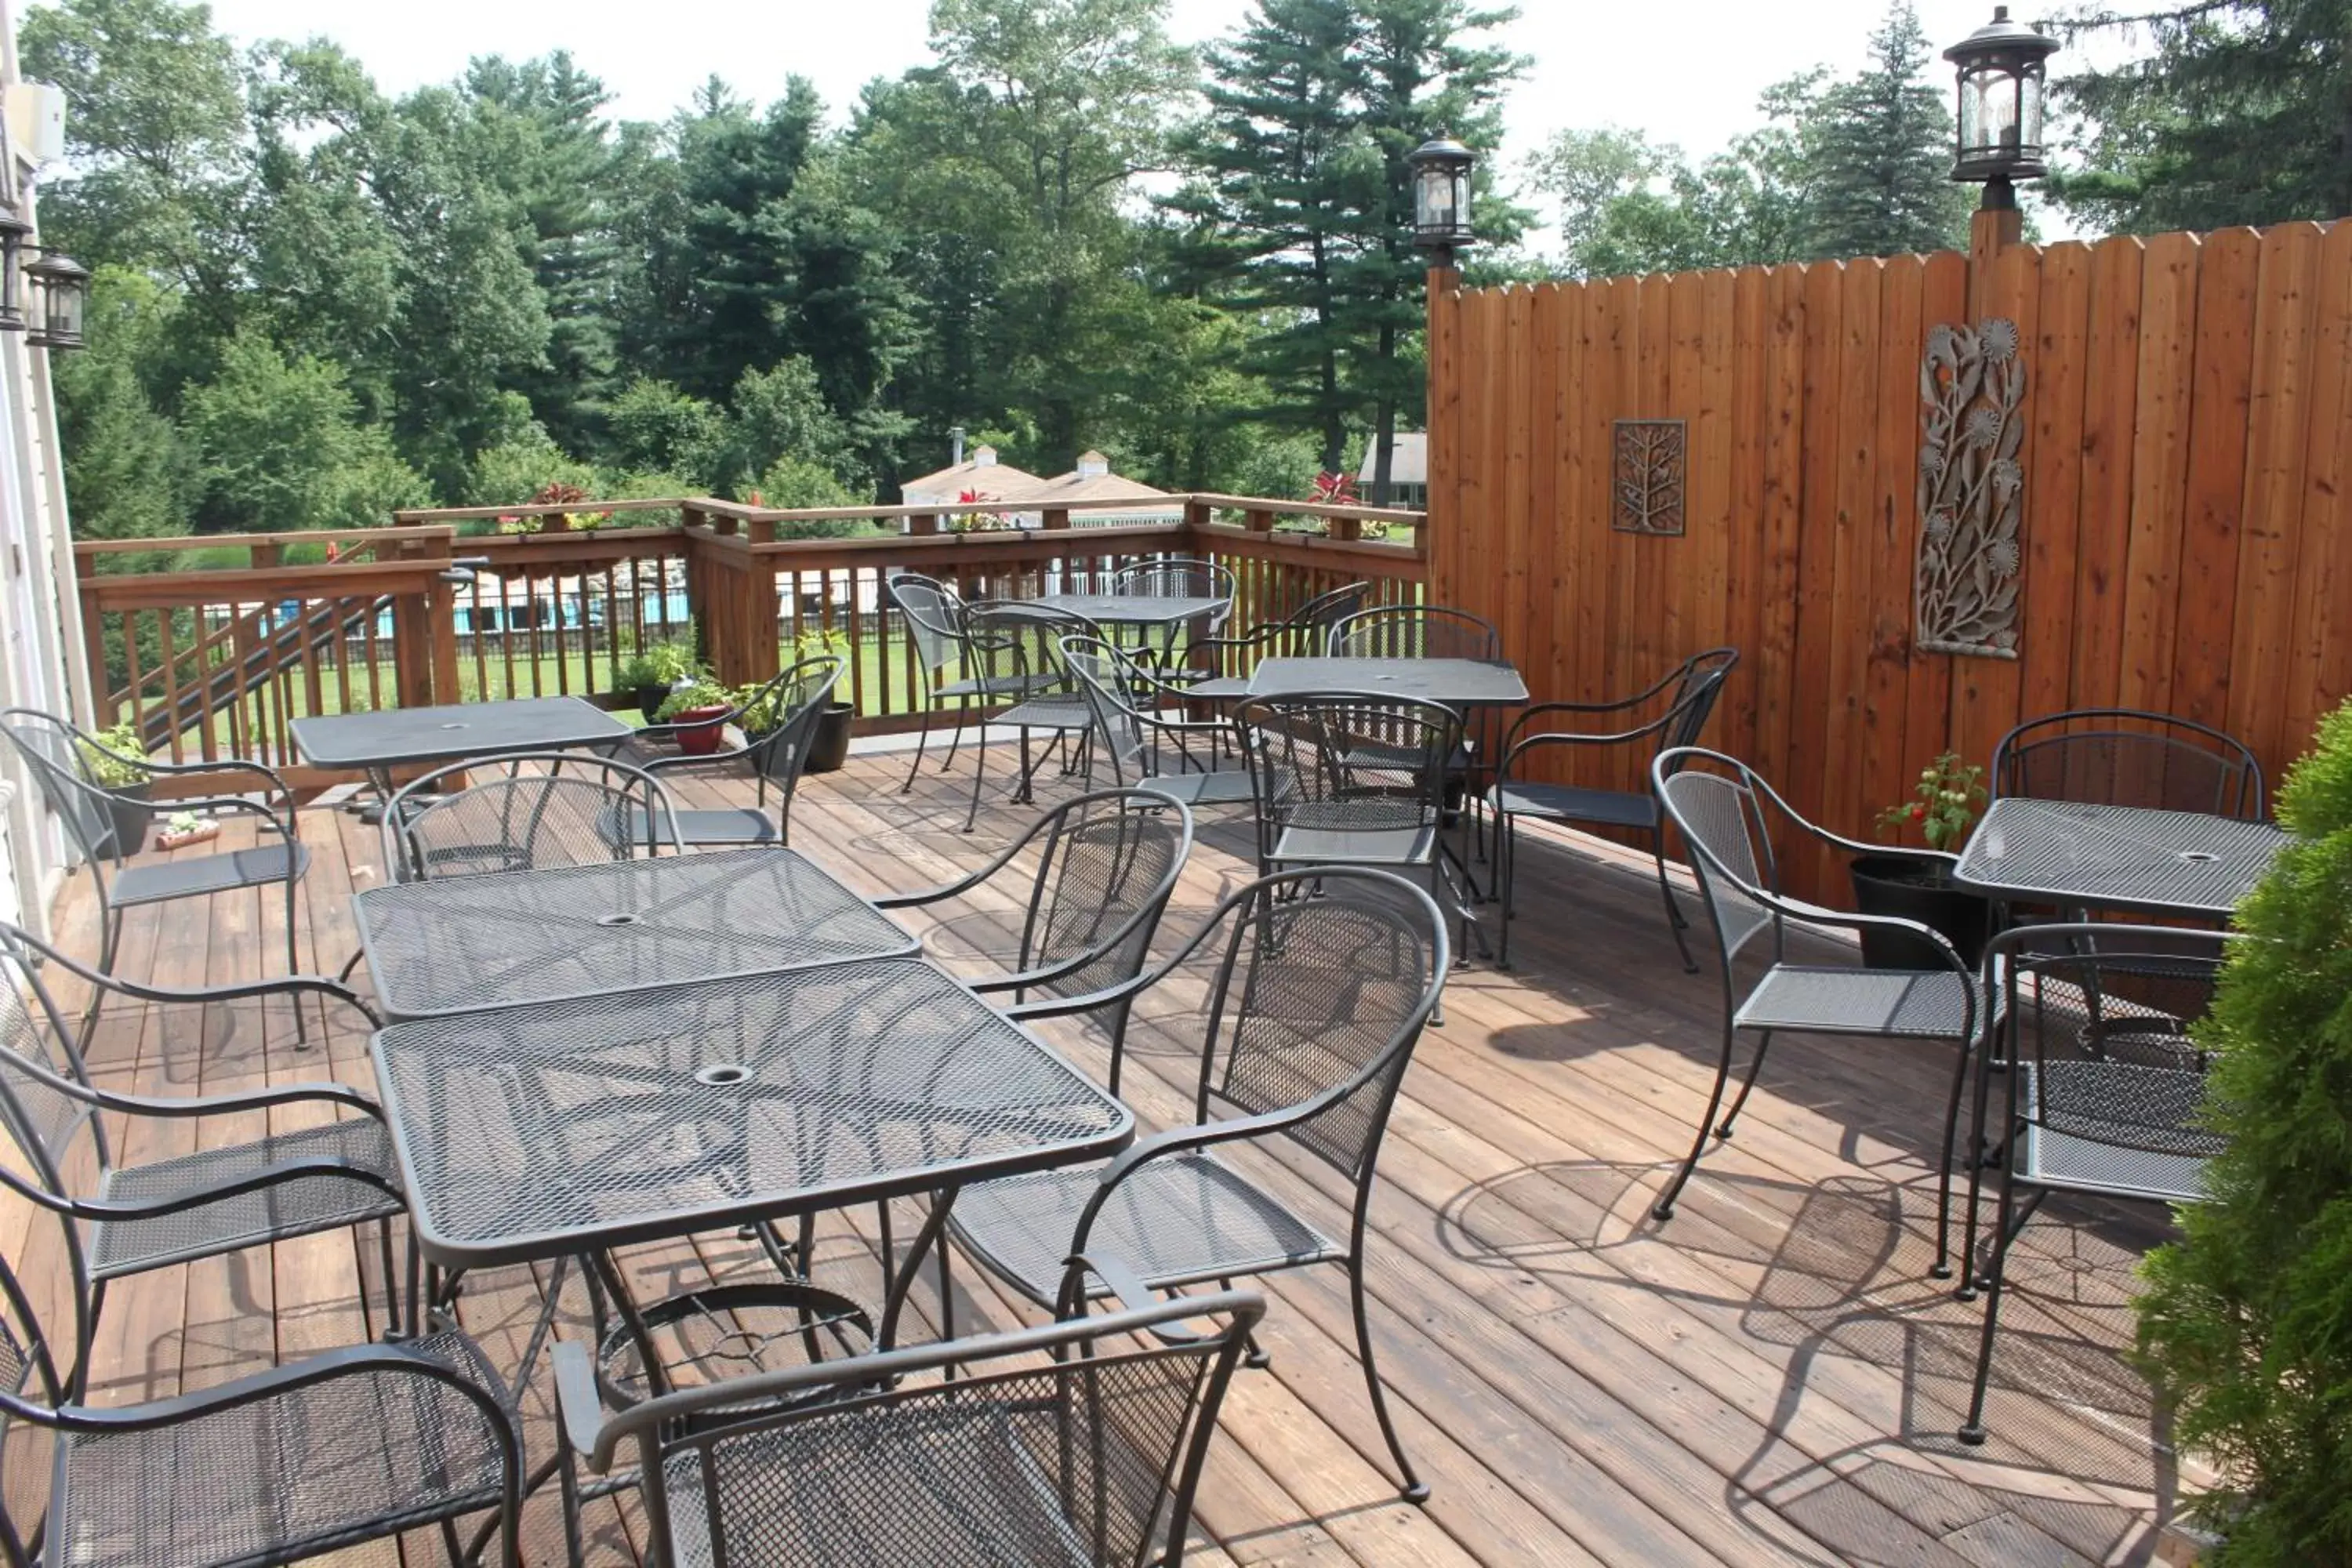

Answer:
[369,956,1133,1349]
[353,846,918,1020]
[1244,655,1530,706]
[1018,592,1232,631]
[291,695,632,821]
[1952,797,2286,919]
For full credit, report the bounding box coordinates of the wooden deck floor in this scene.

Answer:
[20,743,2198,1566]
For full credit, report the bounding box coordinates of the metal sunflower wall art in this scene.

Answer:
[1915,318,2026,658]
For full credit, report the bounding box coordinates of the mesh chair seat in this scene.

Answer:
[2013,1059,2217,1203]
[1270,822,1437,868]
[112,843,310,908]
[90,1116,401,1279]
[953,1151,1339,1305]
[1490,780,1658,829]
[995,695,1094,731]
[1734,964,1991,1038]
[658,1398,1104,1568]
[1172,673,1249,700]
[1134,769,1256,808]
[607,800,776,848]
[55,1331,511,1568]
[937,671,1050,701]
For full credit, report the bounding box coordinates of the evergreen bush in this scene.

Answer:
[2136,699,2352,1563]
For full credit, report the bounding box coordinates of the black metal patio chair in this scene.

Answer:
[0,921,410,1369]
[1649,748,1997,1280]
[1235,692,1472,960]
[1955,923,2232,1444]
[887,569,1041,794]
[1166,580,1370,701]
[1991,707,2266,819]
[0,1170,521,1568]
[960,601,1103,832]
[1324,602,1501,661]
[381,752,681,884]
[942,867,1450,1503]
[1488,648,1738,970]
[552,1282,1261,1568]
[878,789,1195,1097]
[2,708,310,1045]
[1062,634,1256,811]
[632,653,845,846]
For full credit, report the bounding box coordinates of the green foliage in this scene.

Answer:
[49,267,199,543]
[181,330,429,530]
[77,720,151,787]
[2136,699,2352,1563]
[614,638,702,691]
[2053,1,2352,234]
[466,427,604,507]
[1801,2,1971,260]
[654,677,731,720]
[1875,751,1986,850]
[602,378,728,483]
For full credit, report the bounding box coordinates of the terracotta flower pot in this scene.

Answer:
[670,705,732,756]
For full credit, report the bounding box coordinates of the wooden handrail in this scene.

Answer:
[390,497,687,524]
[74,524,460,557]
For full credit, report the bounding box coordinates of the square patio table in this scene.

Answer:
[354,846,918,1020]
[370,957,1132,1337]
[292,695,630,779]
[1245,655,1530,707]
[1018,593,1232,631]
[1952,797,2285,919]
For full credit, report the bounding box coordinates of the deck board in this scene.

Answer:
[9,742,2193,1566]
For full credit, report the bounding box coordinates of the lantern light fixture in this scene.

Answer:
[1407,134,1475,270]
[25,249,92,350]
[0,215,31,333]
[1943,5,2060,209]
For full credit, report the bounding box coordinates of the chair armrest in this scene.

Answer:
[150,793,301,842]
[1496,719,1676,782]
[94,1079,384,1120]
[44,1341,515,1443]
[0,1154,400,1223]
[872,822,1050,909]
[134,753,296,804]
[26,944,376,1023]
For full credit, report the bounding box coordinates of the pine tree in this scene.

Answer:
[2055,0,2352,233]
[1801,1,1969,260]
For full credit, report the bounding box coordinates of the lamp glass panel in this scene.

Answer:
[1415,164,1459,234]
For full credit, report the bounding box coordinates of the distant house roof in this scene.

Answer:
[900,445,1048,503]
[1027,452,1183,523]
[1357,432,1427,488]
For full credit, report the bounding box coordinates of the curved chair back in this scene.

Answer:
[1193,868,1448,1182]
[1650,749,1792,970]
[884,571,970,679]
[602,1291,1264,1568]
[1661,649,1740,756]
[1,709,124,866]
[1991,709,2264,819]
[1011,790,1193,1007]
[1326,604,1500,661]
[1109,555,1236,603]
[735,653,846,804]
[0,926,113,1213]
[383,754,680,884]
[1063,635,1154,784]
[1290,581,1372,642]
[964,601,1098,702]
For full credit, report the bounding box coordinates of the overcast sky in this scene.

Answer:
[195,0,2029,239]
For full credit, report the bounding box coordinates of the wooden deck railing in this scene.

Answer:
[72,492,1425,788]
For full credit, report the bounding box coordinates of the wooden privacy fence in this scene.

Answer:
[1426,216,2352,902]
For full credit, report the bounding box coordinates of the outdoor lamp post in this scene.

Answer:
[1408,134,1475,272]
[0,215,31,333]
[1944,5,2059,211]
[24,250,91,350]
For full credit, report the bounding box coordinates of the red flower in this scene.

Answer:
[1910,804,1928,822]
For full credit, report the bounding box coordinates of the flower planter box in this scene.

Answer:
[105,782,156,856]
[158,821,221,851]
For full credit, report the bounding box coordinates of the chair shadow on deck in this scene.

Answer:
[1438,1160,2181,1566]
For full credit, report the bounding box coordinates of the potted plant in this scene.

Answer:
[2133,699,2352,1566]
[793,626,856,775]
[78,720,155,854]
[1849,752,1992,971]
[615,641,700,722]
[655,677,734,757]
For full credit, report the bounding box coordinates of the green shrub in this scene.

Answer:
[2136,699,2352,1563]
[77,721,151,788]
[654,678,731,722]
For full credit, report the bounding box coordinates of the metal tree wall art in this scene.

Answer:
[1915,318,2026,657]
[1612,419,1686,535]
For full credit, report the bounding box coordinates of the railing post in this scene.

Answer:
[909,513,942,536]
[1041,507,1069,531]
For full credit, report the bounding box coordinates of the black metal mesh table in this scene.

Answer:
[292,696,630,772]
[370,958,1133,1271]
[1953,797,2285,917]
[1246,656,1530,706]
[1018,593,1230,629]
[354,848,918,1019]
